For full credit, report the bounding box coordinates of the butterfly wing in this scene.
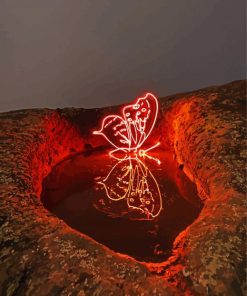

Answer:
[93,115,130,150]
[97,158,162,220]
[126,158,162,219]
[122,93,159,149]
[93,93,158,151]
[97,158,132,201]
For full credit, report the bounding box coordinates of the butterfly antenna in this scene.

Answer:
[144,142,160,152]
[144,153,161,165]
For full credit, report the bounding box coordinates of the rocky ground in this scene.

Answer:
[0,80,246,295]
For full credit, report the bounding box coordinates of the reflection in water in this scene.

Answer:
[41,150,202,262]
[95,157,162,220]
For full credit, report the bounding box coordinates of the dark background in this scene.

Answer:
[0,0,246,112]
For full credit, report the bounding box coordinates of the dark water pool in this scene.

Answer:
[41,149,202,262]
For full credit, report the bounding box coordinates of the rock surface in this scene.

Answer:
[0,80,246,295]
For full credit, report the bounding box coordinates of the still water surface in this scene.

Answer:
[41,150,202,262]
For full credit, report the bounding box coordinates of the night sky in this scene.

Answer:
[0,0,246,111]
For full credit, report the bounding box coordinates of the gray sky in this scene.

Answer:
[0,0,246,111]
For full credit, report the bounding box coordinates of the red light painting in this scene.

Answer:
[93,93,161,164]
[96,157,162,220]
[93,93,162,219]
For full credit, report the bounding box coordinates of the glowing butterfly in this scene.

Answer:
[93,93,160,164]
[96,157,162,220]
